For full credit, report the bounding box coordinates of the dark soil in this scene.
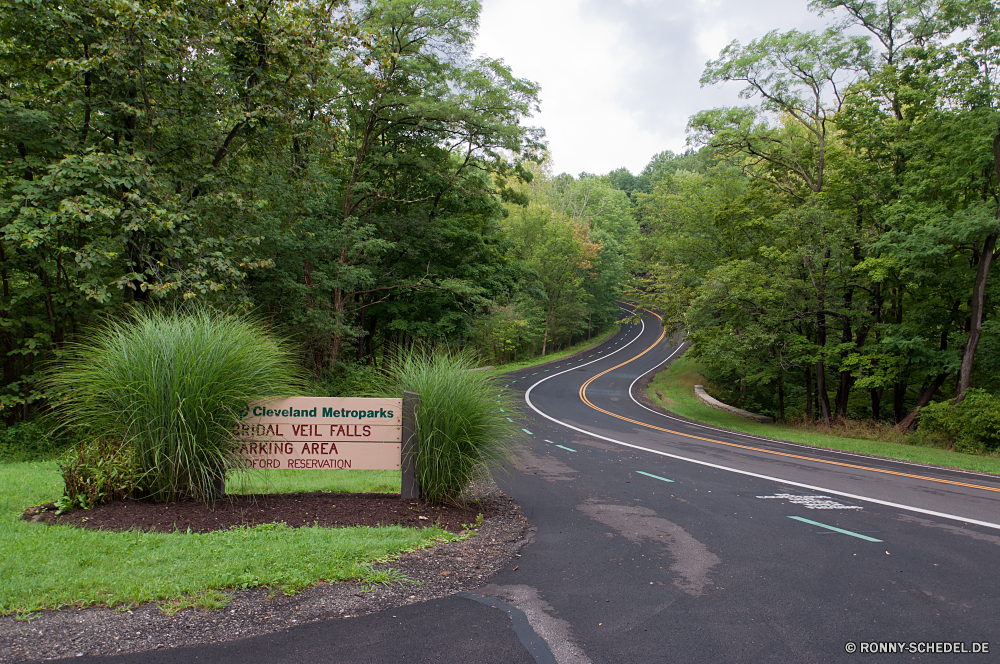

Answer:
[22,492,488,534]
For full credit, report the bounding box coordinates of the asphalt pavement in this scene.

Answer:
[61,310,1000,663]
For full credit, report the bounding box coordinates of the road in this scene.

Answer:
[487,308,1000,662]
[66,309,1000,663]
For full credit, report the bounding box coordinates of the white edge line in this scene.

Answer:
[626,330,1000,480]
[523,312,1000,532]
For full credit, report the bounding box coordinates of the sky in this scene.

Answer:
[473,0,833,177]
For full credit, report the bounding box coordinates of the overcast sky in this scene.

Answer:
[474,0,833,177]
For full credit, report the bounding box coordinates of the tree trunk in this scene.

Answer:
[805,365,813,422]
[870,388,880,421]
[896,373,948,431]
[954,231,997,404]
[816,360,831,425]
[955,131,1000,403]
[893,383,906,422]
[777,374,786,424]
[835,371,853,419]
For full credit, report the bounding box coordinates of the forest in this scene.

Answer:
[0,0,636,423]
[2,0,999,442]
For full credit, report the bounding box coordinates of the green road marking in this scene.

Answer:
[507,418,513,422]
[788,516,883,542]
[556,445,576,452]
[636,471,674,483]
[532,372,537,375]
[522,428,533,435]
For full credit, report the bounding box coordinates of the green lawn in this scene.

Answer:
[226,468,401,494]
[1,462,450,616]
[649,355,1000,475]
[484,323,625,378]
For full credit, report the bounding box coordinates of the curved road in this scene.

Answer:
[493,307,1000,662]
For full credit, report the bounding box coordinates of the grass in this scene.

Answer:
[226,469,401,494]
[648,354,1000,475]
[390,352,518,505]
[0,462,452,617]
[46,308,304,503]
[483,324,623,378]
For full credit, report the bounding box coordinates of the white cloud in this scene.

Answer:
[474,0,830,176]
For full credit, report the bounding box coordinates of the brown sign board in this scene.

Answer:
[236,397,403,470]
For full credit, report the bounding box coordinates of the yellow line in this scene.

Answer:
[579,314,1000,495]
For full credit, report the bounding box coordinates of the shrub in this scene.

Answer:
[388,351,519,505]
[918,389,1000,454]
[314,362,392,397]
[45,308,303,503]
[0,420,76,462]
[58,438,141,510]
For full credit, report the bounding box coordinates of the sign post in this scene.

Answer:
[401,391,420,500]
[233,395,419,500]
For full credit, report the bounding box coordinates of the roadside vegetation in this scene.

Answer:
[649,355,1000,475]
[624,1,1000,455]
[483,323,623,379]
[48,309,303,506]
[390,352,520,505]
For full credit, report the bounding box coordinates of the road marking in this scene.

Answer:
[507,418,513,422]
[623,322,1000,482]
[636,470,674,483]
[522,313,1000,532]
[788,516,882,542]
[758,493,862,510]
[577,324,1000,496]
[543,439,555,444]
[556,445,576,452]
[522,428,533,435]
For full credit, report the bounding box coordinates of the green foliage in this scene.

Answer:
[633,0,1000,428]
[45,309,303,503]
[0,421,74,462]
[57,438,140,511]
[1,0,334,415]
[312,363,393,399]
[919,390,1000,453]
[388,351,518,505]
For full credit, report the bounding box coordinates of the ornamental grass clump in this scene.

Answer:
[47,309,303,503]
[389,351,519,505]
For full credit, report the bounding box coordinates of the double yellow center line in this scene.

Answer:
[578,318,1000,495]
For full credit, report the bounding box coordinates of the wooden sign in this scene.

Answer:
[235,397,403,470]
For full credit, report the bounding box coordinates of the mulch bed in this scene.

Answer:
[22,492,488,534]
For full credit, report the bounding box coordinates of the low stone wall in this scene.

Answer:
[694,385,774,423]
